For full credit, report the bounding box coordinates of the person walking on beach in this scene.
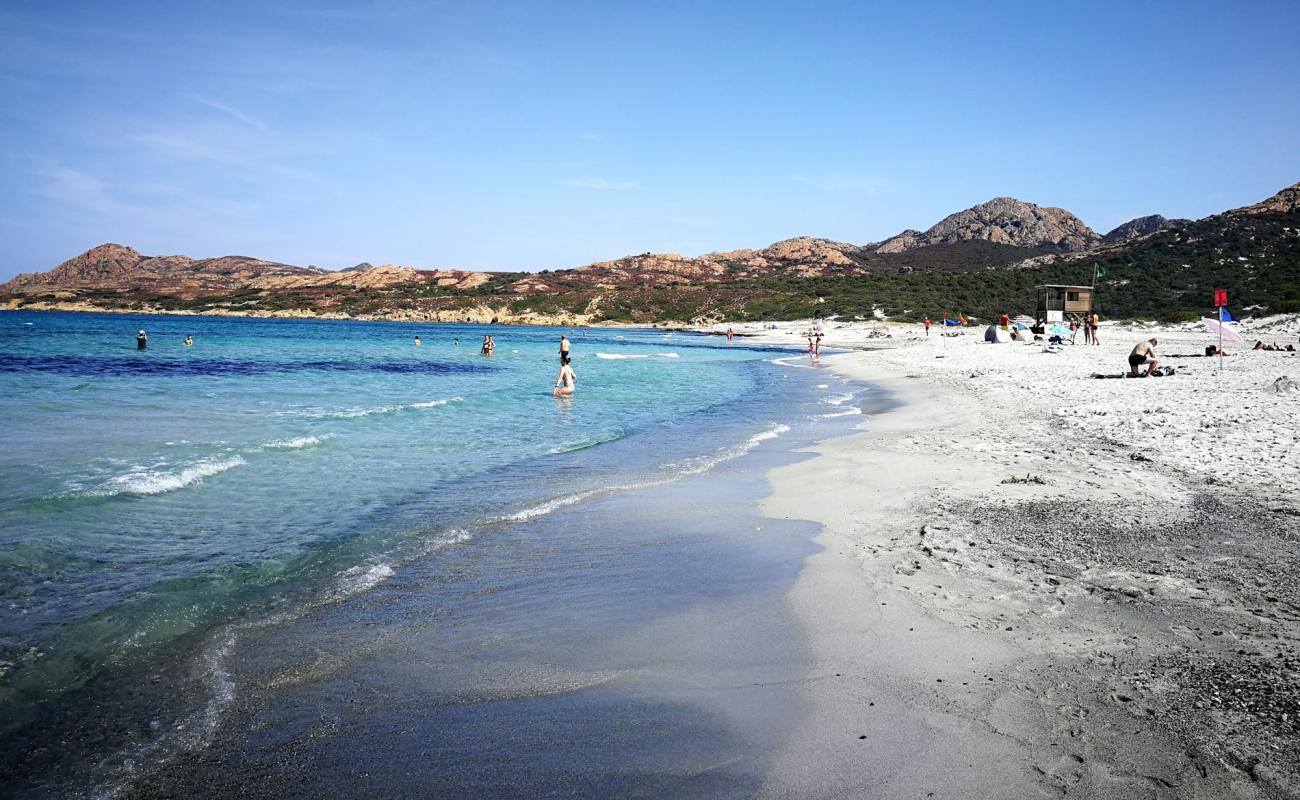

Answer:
[923,317,931,337]
[136,330,148,350]
[1127,338,1159,377]
[554,357,576,396]
[559,335,570,363]
[1091,312,1101,346]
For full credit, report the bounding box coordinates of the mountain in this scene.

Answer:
[872,197,1099,253]
[1235,181,1300,215]
[0,244,324,298]
[0,244,493,298]
[1102,214,1189,243]
[5,181,1297,324]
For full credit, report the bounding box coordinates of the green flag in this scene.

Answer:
[1096,266,1107,278]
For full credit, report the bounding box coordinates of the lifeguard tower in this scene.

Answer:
[1035,284,1093,328]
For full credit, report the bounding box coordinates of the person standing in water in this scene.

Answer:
[726,327,734,343]
[136,330,148,350]
[414,336,421,346]
[554,357,576,396]
[559,335,570,363]
[183,335,193,347]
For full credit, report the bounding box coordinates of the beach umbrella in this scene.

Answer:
[1200,317,1244,343]
[1049,324,1070,335]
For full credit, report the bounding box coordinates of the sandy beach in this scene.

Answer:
[719,316,1300,798]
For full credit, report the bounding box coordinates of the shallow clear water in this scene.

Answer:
[0,310,879,798]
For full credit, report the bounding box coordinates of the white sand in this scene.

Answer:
[736,315,1300,798]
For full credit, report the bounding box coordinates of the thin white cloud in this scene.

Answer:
[565,178,638,190]
[188,93,268,131]
[36,165,125,214]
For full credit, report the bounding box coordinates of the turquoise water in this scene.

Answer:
[0,310,874,797]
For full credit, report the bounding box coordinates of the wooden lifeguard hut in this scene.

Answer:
[1035,284,1093,328]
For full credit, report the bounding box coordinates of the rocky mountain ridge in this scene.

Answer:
[4,180,1296,324]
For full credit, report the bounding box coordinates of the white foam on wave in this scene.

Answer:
[768,356,818,370]
[261,434,331,450]
[657,352,680,358]
[675,422,791,477]
[296,396,463,418]
[501,487,612,521]
[819,408,863,418]
[335,562,396,596]
[410,397,462,409]
[595,353,649,360]
[84,456,247,497]
[824,392,855,407]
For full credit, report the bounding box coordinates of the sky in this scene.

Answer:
[1,0,1299,280]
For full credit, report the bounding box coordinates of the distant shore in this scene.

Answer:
[750,316,1300,797]
[1,300,637,328]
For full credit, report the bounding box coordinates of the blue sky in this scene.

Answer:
[2,0,1298,279]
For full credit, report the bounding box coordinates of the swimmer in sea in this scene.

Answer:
[414,336,421,346]
[136,330,148,350]
[553,356,576,397]
[183,335,193,347]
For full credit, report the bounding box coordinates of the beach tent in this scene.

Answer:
[983,325,1010,343]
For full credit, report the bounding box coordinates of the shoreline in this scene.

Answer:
[757,331,1300,797]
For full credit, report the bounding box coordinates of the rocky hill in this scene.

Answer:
[872,197,1099,253]
[1103,214,1189,243]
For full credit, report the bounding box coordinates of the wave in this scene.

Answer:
[823,392,855,406]
[79,456,247,498]
[499,487,615,522]
[292,396,463,419]
[657,353,680,358]
[549,430,623,454]
[594,353,649,360]
[768,356,819,369]
[818,408,862,418]
[334,562,396,597]
[261,435,331,450]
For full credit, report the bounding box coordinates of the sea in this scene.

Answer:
[0,310,885,799]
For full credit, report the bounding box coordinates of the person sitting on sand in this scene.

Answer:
[1128,338,1159,377]
[554,357,576,397]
